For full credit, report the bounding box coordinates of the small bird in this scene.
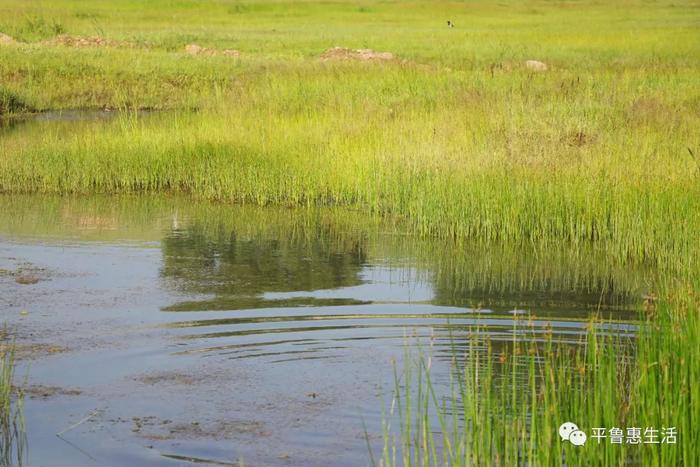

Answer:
[447,20,454,28]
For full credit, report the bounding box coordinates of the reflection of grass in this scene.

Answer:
[0,195,653,309]
[380,297,698,466]
[0,343,26,467]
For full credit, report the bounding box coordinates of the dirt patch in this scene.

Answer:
[0,33,16,45]
[135,370,201,386]
[46,35,130,48]
[525,60,548,72]
[0,342,68,360]
[184,44,240,58]
[15,275,40,285]
[22,384,82,399]
[320,46,395,62]
[119,415,268,441]
[564,130,595,147]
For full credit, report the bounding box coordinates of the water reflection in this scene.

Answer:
[161,221,367,304]
[0,110,142,138]
[155,201,646,364]
[0,195,649,368]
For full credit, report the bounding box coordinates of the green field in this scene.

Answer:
[1,1,699,465]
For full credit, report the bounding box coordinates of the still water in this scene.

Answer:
[0,195,645,466]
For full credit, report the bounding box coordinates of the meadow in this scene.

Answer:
[1,0,699,465]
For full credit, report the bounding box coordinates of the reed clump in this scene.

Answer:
[379,296,699,466]
[0,342,26,467]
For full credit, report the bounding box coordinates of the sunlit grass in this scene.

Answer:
[1,75,698,271]
[380,296,699,466]
[1,3,698,273]
[0,342,25,467]
[0,1,698,465]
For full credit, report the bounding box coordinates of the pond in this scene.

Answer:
[0,194,647,466]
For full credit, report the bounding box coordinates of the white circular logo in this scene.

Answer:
[559,422,579,441]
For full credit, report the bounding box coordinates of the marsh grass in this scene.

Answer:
[1,98,698,271]
[0,2,699,272]
[0,88,31,116]
[0,1,698,464]
[0,343,25,467]
[379,298,699,466]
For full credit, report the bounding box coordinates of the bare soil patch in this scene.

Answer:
[0,32,16,45]
[525,59,548,71]
[45,35,131,48]
[184,44,240,57]
[22,384,82,399]
[320,46,395,62]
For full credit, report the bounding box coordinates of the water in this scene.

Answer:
[0,195,647,466]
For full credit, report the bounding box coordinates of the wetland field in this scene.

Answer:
[1,1,699,466]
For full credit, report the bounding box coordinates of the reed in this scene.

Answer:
[379,296,699,466]
[0,342,26,467]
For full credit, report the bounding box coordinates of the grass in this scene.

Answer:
[1,74,699,270]
[0,2,698,272]
[379,294,699,466]
[0,0,699,465]
[0,341,25,467]
[0,88,31,115]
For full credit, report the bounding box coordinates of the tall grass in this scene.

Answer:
[0,1,698,464]
[380,296,699,466]
[2,62,700,269]
[0,2,698,271]
[0,343,25,467]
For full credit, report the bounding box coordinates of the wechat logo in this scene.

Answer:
[559,422,587,446]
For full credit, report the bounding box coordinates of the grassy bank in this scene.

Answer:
[1,2,699,270]
[1,81,699,271]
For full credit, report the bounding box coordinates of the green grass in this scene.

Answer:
[0,3,698,269]
[0,1,699,465]
[379,294,699,466]
[0,342,25,467]
[1,83,698,270]
[0,87,31,115]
